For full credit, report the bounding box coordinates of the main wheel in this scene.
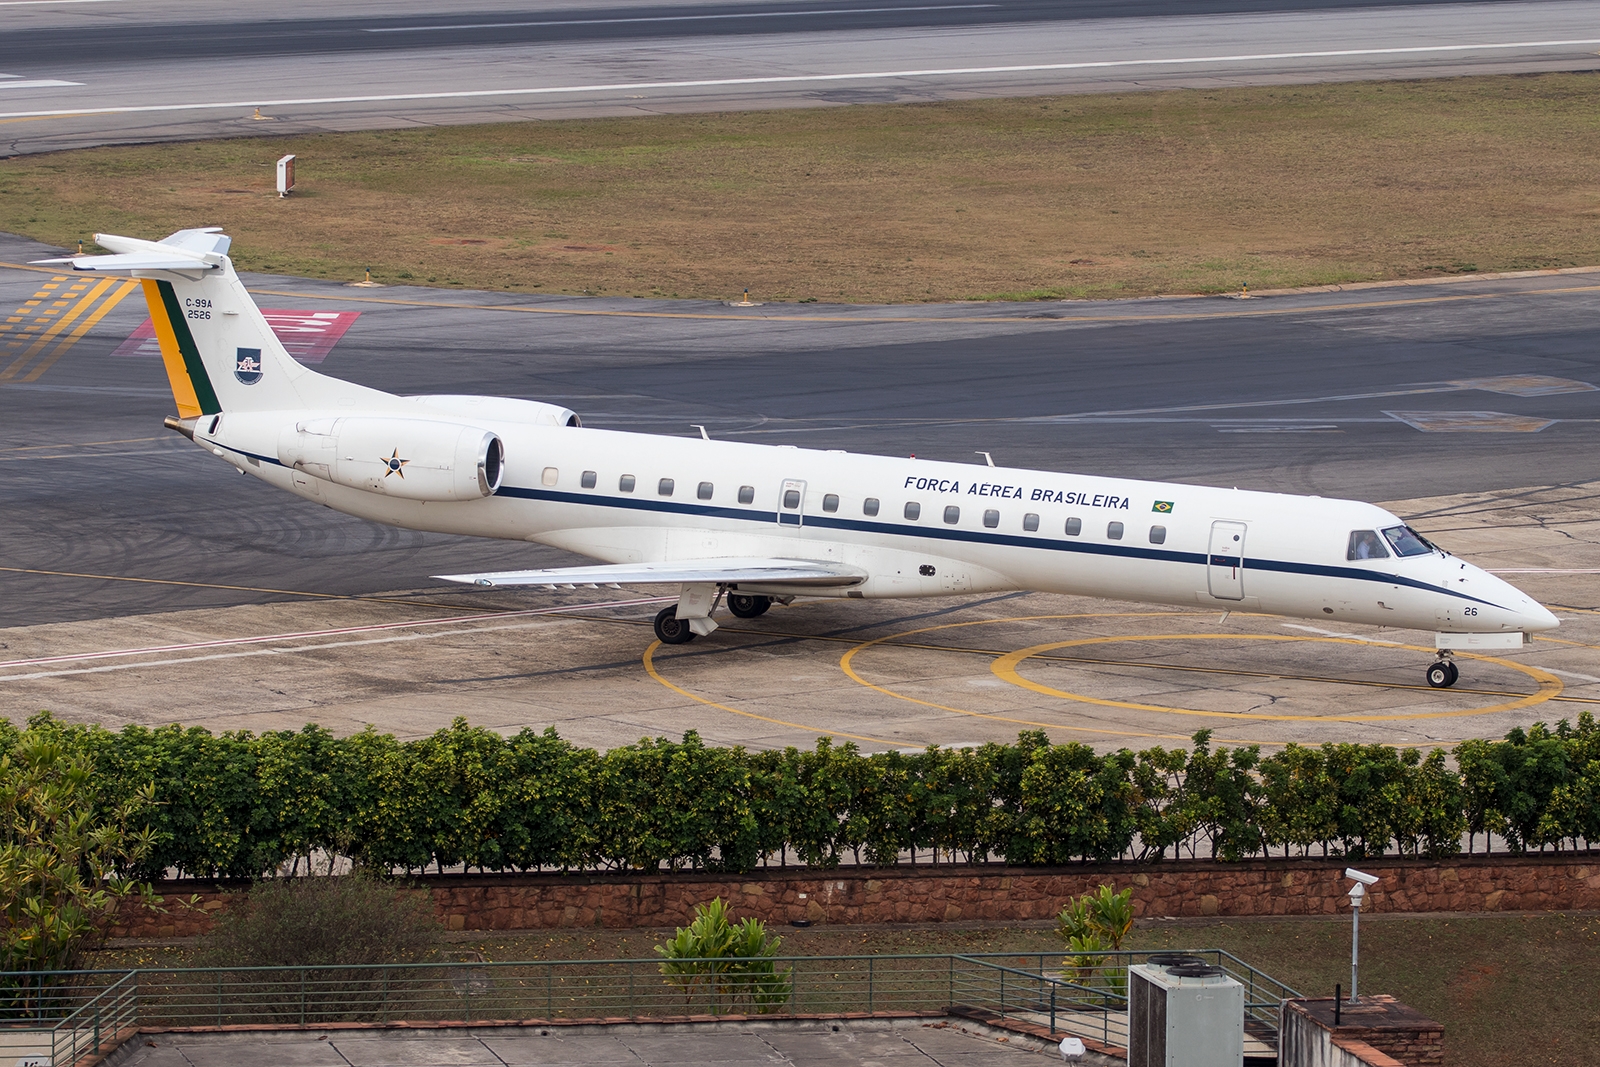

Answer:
[1426,661,1456,689]
[1445,661,1460,686]
[727,593,771,619]
[654,606,696,644]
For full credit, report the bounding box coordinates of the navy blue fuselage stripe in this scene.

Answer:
[495,485,1505,609]
[224,445,285,467]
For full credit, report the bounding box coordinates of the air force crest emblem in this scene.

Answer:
[234,348,263,385]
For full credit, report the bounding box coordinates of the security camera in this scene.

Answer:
[1345,868,1379,886]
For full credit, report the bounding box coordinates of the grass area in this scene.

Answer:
[4,73,1600,302]
[93,912,1600,1066]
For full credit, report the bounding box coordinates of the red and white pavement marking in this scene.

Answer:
[110,309,359,364]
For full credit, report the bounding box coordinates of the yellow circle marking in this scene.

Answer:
[642,639,893,746]
[992,633,1562,721]
[838,613,1290,745]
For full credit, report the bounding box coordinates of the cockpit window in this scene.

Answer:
[1382,525,1434,558]
[1347,530,1389,560]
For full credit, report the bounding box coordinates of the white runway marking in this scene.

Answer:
[0,595,670,673]
[1281,623,1403,645]
[5,38,1600,119]
[0,80,82,89]
[369,6,999,33]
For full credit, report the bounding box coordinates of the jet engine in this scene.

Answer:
[278,417,503,501]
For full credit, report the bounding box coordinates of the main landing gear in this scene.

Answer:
[654,593,775,644]
[1426,657,1459,689]
[727,593,772,619]
[654,606,696,645]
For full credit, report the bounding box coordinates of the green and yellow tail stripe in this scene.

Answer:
[143,279,220,418]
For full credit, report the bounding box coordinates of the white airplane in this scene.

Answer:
[44,229,1558,689]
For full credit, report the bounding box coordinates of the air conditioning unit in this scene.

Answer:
[1128,961,1245,1067]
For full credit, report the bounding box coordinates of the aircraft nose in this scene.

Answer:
[1520,600,1560,632]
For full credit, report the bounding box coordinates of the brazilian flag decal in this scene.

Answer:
[1152,500,1174,513]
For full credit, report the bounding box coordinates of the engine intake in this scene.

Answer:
[278,417,504,501]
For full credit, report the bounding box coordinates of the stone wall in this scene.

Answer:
[110,852,1600,939]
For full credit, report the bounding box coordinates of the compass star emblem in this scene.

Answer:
[381,449,409,478]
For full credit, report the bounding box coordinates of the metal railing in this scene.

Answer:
[0,950,1297,1065]
[949,949,1298,1051]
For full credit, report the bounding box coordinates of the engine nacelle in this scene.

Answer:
[277,417,503,501]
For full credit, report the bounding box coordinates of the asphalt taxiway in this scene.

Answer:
[2,231,1597,750]
[2,0,1597,154]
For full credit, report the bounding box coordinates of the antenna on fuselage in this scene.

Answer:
[691,424,710,441]
[976,451,995,467]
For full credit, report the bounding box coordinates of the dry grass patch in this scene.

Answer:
[4,73,1600,302]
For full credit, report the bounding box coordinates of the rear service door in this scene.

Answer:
[1208,520,1247,600]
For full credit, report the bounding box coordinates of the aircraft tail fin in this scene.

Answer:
[35,229,365,417]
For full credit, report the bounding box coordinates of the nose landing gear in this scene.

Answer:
[1426,657,1459,688]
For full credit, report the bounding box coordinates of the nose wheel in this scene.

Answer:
[654,606,697,645]
[1426,659,1459,688]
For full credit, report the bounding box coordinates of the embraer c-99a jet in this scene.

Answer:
[44,229,1559,689]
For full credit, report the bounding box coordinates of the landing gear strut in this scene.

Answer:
[654,605,696,644]
[1425,657,1459,689]
[727,593,772,619]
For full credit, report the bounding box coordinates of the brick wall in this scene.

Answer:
[110,852,1600,939]
[1282,996,1444,1067]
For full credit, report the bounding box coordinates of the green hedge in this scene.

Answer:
[5,713,1597,880]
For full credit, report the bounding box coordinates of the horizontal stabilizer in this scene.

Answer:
[33,251,222,275]
[436,557,866,589]
[33,229,230,277]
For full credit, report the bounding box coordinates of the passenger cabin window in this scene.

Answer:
[580,470,597,489]
[1065,517,1082,537]
[1023,513,1040,532]
[983,509,1000,528]
[619,474,636,493]
[944,505,961,524]
[542,467,559,487]
[864,497,880,516]
[783,489,801,509]
[1347,530,1390,560]
[904,501,921,521]
[1149,525,1167,545]
[738,485,755,504]
[822,493,839,513]
[658,478,675,496]
[698,481,714,500]
[1383,525,1434,558]
[1107,521,1124,540]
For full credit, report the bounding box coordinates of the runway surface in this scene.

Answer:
[2,0,1597,154]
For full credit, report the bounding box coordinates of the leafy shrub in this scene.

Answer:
[655,897,791,1014]
[0,729,160,1012]
[1056,884,1134,998]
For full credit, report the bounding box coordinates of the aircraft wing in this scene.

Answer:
[435,557,866,589]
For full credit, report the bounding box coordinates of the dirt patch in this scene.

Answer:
[4,73,1600,301]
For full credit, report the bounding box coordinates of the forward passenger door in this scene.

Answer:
[1208,520,1247,600]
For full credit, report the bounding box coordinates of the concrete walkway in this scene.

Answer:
[114,1018,1074,1067]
